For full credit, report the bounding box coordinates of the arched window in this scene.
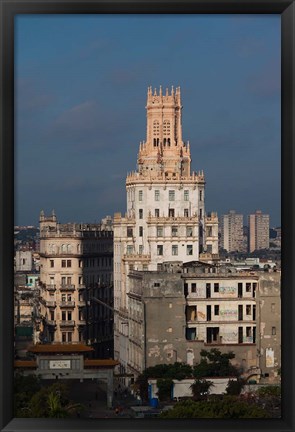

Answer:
[153,120,160,146]
[61,244,66,253]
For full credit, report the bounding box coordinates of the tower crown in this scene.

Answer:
[137,86,191,179]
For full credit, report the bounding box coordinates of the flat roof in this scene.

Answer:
[28,343,94,353]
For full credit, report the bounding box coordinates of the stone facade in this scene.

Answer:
[38,211,113,358]
[114,86,218,378]
[125,262,280,385]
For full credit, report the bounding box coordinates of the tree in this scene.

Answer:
[14,376,84,418]
[226,378,245,396]
[190,379,214,401]
[156,378,173,401]
[160,396,269,419]
[134,362,193,401]
[193,349,239,378]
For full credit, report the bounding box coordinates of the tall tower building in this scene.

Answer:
[221,210,244,252]
[113,86,218,379]
[248,210,270,252]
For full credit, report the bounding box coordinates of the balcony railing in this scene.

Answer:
[78,284,86,290]
[46,320,56,326]
[60,320,75,327]
[60,284,75,291]
[77,319,86,325]
[46,285,56,291]
[60,301,75,308]
[46,301,56,308]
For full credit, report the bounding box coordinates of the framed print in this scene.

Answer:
[1,1,294,432]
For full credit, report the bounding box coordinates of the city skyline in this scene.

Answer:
[15,14,281,226]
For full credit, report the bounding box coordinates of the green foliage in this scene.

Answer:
[135,362,193,401]
[160,396,269,419]
[156,378,173,401]
[193,349,239,378]
[256,386,281,398]
[14,374,42,417]
[226,379,245,396]
[14,374,84,418]
[190,379,214,401]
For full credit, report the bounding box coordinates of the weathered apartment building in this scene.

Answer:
[37,211,113,358]
[126,262,280,384]
[113,86,219,378]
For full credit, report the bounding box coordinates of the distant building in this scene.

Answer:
[248,210,270,252]
[37,210,113,358]
[221,210,244,252]
[15,250,33,272]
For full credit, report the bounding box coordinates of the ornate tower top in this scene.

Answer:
[136,86,192,179]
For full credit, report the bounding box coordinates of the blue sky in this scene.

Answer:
[15,14,281,227]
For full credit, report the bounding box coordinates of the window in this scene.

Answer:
[199,209,203,219]
[127,227,133,237]
[79,260,82,268]
[62,332,67,342]
[155,190,160,201]
[126,245,134,255]
[139,245,143,255]
[238,283,243,298]
[50,260,54,268]
[214,305,219,315]
[61,260,66,268]
[155,208,160,217]
[139,190,143,201]
[61,277,66,286]
[61,294,66,302]
[246,305,251,315]
[184,209,189,217]
[139,226,143,237]
[154,282,160,287]
[199,190,203,201]
[172,245,178,256]
[246,283,251,292]
[157,263,163,271]
[214,283,219,293]
[191,283,196,293]
[67,332,72,342]
[157,245,163,255]
[67,260,71,268]
[184,190,189,201]
[169,190,175,201]
[246,327,252,337]
[171,226,178,236]
[169,208,175,217]
[157,226,163,237]
[187,245,193,255]
[186,226,193,237]
[139,209,143,219]
[62,311,66,321]
[272,326,276,335]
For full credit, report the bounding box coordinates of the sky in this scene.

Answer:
[15,14,281,227]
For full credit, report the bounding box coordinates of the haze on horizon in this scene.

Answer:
[15,14,281,227]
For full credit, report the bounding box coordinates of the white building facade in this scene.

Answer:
[113,86,218,378]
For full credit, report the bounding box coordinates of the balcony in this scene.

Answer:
[60,301,75,308]
[46,301,56,308]
[60,284,75,291]
[77,319,86,326]
[60,320,75,327]
[78,301,86,307]
[78,284,86,290]
[46,320,56,326]
[46,285,56,291]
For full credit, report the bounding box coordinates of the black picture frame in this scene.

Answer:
[1,1,294,431]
